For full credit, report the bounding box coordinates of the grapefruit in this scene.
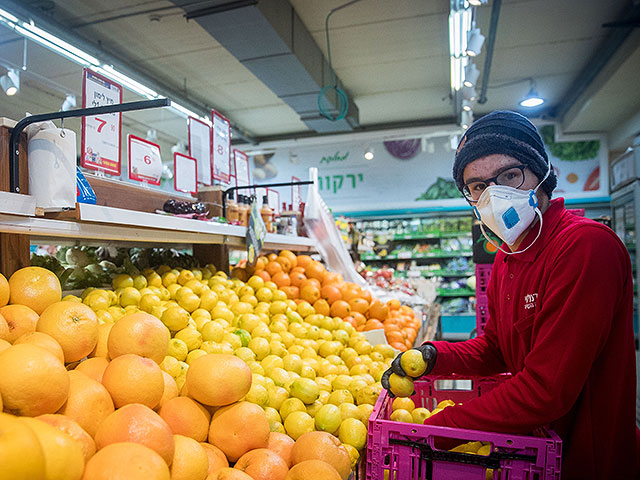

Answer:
[186,354,251,406]
[8,267,61,314]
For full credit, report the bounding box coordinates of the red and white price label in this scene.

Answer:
[81,68,122,175]
[212,110,231,183]
[128,135,162,186]
[174,153,198,195]
[188,117,212,186]
[234,149,250,187]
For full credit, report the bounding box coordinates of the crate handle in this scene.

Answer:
[432,379,474,391]
[389,438,537,469]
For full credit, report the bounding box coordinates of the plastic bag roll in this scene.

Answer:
[28,128,77,211]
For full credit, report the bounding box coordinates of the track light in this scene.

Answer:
[364,146,374,161]
[463,63,480,88]
[468,0,488,5]
[0,69,19,96]
[462,100,474,112]
[466,28,485,57]
[519,80,545,107]
[461,110,473,130]
[462,85,478,101]
[60,94,76,111]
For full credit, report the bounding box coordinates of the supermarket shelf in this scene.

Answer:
[361,251,473,261]
[0,191,36,216]
[392,231,472,240]
[436,288,476,297]
[422,270,474,278]
[0,203,315,251]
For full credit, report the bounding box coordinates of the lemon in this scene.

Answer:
[289,378,319,404]
[174,326,202,351]
[119,287,141,307]
[477,444,492,456]
[279,397,306,421]
[177,269,195,285]
[232,329,251,347]
[263,406,281,424]
[267,385,289,410]
[192,316,210,332]
[62,294,82,302]
[388,373,414,398]
[160,355,181,377]
[389,409,413,423]
[463,441,483,454]
[183,279,205,295]
[161,306,190,331]
[255,287,273,303]
[339,417,367,450]
[328,389,354,406]
[284,411,315,440]
[237,314,261,333]
[268,367,290,387]
[400,349,427,378]
[186,349,208,364]
[146,272,163,288]
[269,301,288,315]
[131,274,147,290]
[167,284,182,299]
[437,399,456,409]
[245,383,269,407]
[235,347,256,363]
[223,332,242,351]
[168,338,189,361]
[211,305,234,323]
[430,407,443,416]
[177,293,200,313]
[191,308,212,321]
[252,323,270,338]
[84,290,111,311]
[261,355,285,373]
[269,341,287,358]
[315,404,341,433]
[392,397,415,412]
[282,354,303,374]
[411,407,431,424]
[246,275,264,290]
[201,321,224,342]
[348,379,368,399]
[343,444,360,470]
[107,305,126,321]
[339,403,360,421]
[357,403,374,423]
[112,274,134,289]
[248,337,270,360]
[300,364,316,379]
[296,301,315,318]
[138,293,161,314]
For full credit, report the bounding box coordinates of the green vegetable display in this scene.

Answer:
[416,177,463,201]
[540,125,600,161]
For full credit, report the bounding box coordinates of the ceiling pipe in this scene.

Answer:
[477,0,501,104]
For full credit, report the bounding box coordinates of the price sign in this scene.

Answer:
[268,188,280,214]
[128,135,162,186]
[174,153,198,195]
[234,149,251,187]
[81,68,122,175]
[292,176,302,209]
[188,117,212,185]
[212,110,231,183]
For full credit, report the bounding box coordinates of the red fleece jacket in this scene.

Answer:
[425,199,639,479]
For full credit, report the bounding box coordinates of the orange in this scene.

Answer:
[8,267,61,315]
[387,299,401,311]
[37,301,98,363]
[275,256,292,273]
[390,342,407,352]
[295,255,313,269]
[186,354,251,407]
[313,299,331,316]
[300,284,321,304]
[200,442,229,476]
[254,270,271,283]
[0,343,69,416]
[272,272,291,288]
[106,312,170,364]
[364,319,385,331]
[170,434,209,480]
[74,357,109,383]
[290,431,350,480]
[300,278,322,291]
[280,286,300,300]
[289,271,306,288]
[102,353,164,409]
[348,298,369,315]
[58,370,114,438]
[285,459,341,480]
[89,323,113,359]
[208,468,253,480]
[360,289,372,303]
[21,416,85,480]
[0,273,9,307]
[235,448,289,480]
[256,256,268,270]
[95,403,175,465]
[158,396,211,442]
[265,261,283,277]
[0,411,47,480]
[279,250,298,269]
[320,285,342,304]
[350,312,367,327]
[267,253,278,262]
[82,442,170,480]
[304,261,326,281]
[341,285,362,302]
[0,304,39,343]
[368,300,389,321]
[157,371,179,409]
[208,401,270,462]
[330,300,351,318]
[321,272,343,286]
[267,431,295,467]
[13,331,64,363]
[36,413,96,462]
[0,312,8,341]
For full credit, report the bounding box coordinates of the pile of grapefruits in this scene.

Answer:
[0,250,421,479]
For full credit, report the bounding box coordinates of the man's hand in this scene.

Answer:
[381,344,437,396]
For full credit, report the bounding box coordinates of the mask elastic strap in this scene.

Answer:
[479,209,544,256]
[533,157,552,194]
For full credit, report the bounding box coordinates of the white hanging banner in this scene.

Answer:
[174,152,198,195]
[292,175,302,209]
[212,110,231,183]
[128,135,162,186]
[81,68,122,175]
[188,117,212,186]
[234,149,251,187]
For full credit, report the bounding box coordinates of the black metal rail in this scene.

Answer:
[8,98,171,193]
[222,180,314,217]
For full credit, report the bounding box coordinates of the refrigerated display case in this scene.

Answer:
[610,146,640,346]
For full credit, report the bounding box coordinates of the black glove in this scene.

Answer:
[381,344,437,396]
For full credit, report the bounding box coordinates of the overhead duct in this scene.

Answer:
[173,0,359,133]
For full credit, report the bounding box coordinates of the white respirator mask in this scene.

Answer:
[472,159,551,255]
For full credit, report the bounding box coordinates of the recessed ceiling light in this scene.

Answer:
[520,80,545,107]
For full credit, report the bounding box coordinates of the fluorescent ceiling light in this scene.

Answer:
[0,8,18,23]
[19,23,100,66]
[520,82,545,107]
[466,28,485,57]
[448,7,472,91]
[463,63,480,88]
[468,0,488,6]
[0,69,20,96]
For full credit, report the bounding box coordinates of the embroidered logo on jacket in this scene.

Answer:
[524,293,538,310]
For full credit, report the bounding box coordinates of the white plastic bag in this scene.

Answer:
[27,122,76,211]
[303,168,367,286]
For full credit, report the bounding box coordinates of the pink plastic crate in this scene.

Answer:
[366,375,562,480]
[476,299,490,336]
[475,264,492,336]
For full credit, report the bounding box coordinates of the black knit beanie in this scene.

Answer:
[452,110,557,197]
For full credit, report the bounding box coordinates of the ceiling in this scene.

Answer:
[0,0,639,149]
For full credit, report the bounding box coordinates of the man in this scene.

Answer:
[382,111,639,479]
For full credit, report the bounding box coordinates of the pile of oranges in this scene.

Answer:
[233,252,421,351]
